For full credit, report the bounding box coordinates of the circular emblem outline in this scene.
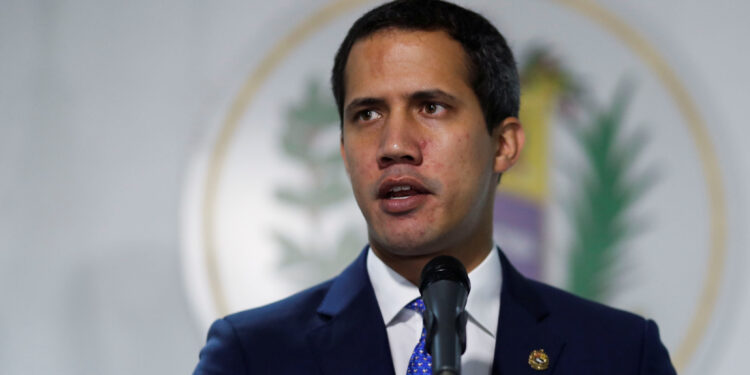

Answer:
[191,0,728,371]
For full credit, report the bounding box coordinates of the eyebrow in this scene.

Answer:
[344,89,459,116]
[344,97,386,116]
[409,89,459,104]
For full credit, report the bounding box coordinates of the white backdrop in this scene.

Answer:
[1,1,748,374]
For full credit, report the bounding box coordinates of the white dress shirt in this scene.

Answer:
[367,246,502,375]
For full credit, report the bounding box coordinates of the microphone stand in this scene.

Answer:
[419,256,471,375]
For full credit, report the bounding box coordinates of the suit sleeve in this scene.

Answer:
[639,319,677,375]
[193,318,249,375]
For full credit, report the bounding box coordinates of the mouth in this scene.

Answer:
[377,177,432,214]
[386,185,417,199]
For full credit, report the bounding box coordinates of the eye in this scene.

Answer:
[422,102,446,115]
[355,109,382,123]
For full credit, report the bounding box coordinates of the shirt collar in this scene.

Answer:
[366,247,420,326]
[465,246,502,338]
[366,245,502,337]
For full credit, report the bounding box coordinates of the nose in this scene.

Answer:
[376,112,423,168]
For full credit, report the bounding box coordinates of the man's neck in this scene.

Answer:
[370,236,493,286]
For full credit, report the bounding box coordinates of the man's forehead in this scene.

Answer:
[347,28,468,70]
[343,29,472,102]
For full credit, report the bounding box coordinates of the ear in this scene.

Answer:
[492,116,525,173]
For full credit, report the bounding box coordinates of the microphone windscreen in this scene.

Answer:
[419,255,471,294]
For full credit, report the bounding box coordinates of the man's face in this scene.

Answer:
[340,29,519,258]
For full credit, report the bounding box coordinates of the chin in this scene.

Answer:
[369,228,445,258]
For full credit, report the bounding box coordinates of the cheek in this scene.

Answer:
[419,139,442,169]
[442,132,490,190]
[458,134,473,164]
[352,164,375,185]
[432,133,473,169]
[344,150,376,189]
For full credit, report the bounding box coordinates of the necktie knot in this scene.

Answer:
[406,298,426,314]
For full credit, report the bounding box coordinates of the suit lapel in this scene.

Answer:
[307,247,395,375]
[493,250,566,375]
[306,246,566,375]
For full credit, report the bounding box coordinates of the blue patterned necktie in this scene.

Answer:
[405,298,432,375]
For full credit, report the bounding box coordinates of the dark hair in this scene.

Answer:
[331,0,520,132]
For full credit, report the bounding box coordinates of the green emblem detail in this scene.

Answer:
[564,81,658,302]
[516,47,658,303]
[273,78,363,283]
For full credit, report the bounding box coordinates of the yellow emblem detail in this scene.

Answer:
[528,349,550,370]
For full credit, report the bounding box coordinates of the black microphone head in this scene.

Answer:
[419,255,471,294]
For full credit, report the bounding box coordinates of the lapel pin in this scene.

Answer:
[528,349,550,370]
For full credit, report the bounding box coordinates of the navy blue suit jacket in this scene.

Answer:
[194,247,677,374]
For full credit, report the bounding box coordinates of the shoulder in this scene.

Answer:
[528,278,645,327]
[526,279,676,374]
[193,279,334,375]
[224,278,334,333]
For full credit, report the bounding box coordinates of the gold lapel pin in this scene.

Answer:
[528,349,550,370]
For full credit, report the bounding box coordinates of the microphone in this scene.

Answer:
[419,255,471,375]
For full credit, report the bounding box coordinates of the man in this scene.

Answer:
[194,1,677,374]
